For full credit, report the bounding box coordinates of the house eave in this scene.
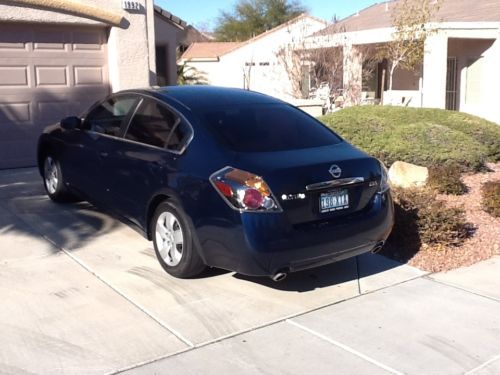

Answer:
[306,21,500,48]
[178,57,220,63]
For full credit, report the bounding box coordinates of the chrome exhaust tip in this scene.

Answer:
[271,271,288,282]
[371,241,385,254]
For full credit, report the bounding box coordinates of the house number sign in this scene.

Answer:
[122,1,141,10]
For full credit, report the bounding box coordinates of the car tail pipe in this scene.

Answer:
[270,268,289,282]
[371,241,385,254]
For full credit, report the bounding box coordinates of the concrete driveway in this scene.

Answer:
[1,168,499,375]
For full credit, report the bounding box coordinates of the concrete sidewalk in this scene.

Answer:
[124,257,500,375]
[1,168,499,374]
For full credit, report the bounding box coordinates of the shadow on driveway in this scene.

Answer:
[0,168,121,252]
[1,167,403,293]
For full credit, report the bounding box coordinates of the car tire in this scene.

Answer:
[151,201,206,278]
[42,155,73,203]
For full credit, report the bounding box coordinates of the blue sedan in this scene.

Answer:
[37,86,394,281]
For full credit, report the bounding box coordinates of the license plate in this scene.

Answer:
[320,189,349,213]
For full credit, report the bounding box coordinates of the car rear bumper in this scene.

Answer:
[199,191,394,277]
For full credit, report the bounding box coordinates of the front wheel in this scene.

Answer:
[152,201,205,278]
[43,155,70,202]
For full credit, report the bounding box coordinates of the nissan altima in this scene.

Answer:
[37,86,394,281]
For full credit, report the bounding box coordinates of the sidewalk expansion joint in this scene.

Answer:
[286,319,404,375]
[465,353,500,374]
[111,275,426,374]
[424,276,500,303]
[59,247,195,348]
[11,208,195,349]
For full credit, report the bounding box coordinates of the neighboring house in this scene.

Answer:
[308,0,500,124]
[0,0,188,169]
[178,14,327,102]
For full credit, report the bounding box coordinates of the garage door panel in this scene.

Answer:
[0,24,109,169]
[35,66,69,87]
[0,66,29,87]
[33,31,68,51]
[72,30,105,51]
[0,41,28,50]
[74,66,104,85]
[0,102,32,124]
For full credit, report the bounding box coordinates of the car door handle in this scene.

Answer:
[99,152,109,158]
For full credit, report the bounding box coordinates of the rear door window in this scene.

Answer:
[83,96,137,137]
[125,98,190,151]
[199,104,341,152]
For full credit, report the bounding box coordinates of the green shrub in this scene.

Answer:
[319,106,499,171]
[418,110,500,162]
[481,181,500,217]
[386,188,473,255]
[428,163,467,195]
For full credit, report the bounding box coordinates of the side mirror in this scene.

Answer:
[60,116,81,130]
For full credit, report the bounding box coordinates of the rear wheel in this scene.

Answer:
[43,155,70,202]
[152,201,205,278]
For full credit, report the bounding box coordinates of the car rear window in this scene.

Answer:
[198,104,342,152]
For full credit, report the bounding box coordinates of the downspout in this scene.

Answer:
[143,0,157,86]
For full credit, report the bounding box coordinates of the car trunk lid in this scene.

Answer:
[232,142,381,225]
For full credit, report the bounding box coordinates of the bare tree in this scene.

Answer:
[380,0,441,90]
[276,24,345,99]
[276,23,383,107]
[308,46,343,93]
[242,57,255,90]
[275,42,305,98]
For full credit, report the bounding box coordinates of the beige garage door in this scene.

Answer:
[0,23,110,169]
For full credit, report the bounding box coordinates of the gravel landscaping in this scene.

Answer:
[385,162,500,273]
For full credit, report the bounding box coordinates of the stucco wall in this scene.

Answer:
[0,0,156,92]
[0,2,103,25]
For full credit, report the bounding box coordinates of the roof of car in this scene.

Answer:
[154,86,284,110]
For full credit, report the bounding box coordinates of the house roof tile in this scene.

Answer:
[318,0,500,34]
[181,42,243,59]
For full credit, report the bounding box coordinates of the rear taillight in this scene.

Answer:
[210,167,282,212]
[377,160,390,194]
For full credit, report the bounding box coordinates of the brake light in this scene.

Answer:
[243,188,264,209]
[210,167,281,212]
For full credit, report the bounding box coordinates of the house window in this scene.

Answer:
[259,62,270,66]
[245,62,255,66]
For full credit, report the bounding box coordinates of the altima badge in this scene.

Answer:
[329,165,342,179]
[281,193,306,201]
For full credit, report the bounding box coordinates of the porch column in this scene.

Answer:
[488,36,500,123]
[422,33,448,108]
[343,44,363,106]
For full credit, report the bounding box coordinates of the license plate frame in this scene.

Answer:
[319,189,349,213]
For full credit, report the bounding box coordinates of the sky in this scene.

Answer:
[155,0,379,30]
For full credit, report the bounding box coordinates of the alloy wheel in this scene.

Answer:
[155,211,184,266]
[44,157,58,195]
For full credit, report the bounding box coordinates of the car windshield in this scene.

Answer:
[198,103,342,152]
